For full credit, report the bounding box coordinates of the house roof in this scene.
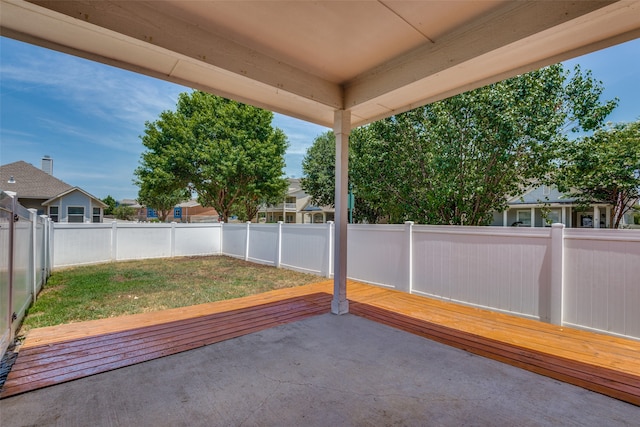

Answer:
[42,187,108,208]
[0,160,73,199]
[2,1,638,128]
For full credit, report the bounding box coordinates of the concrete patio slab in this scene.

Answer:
[1,313,637,426]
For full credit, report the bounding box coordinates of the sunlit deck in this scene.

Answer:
[1,281,639,405]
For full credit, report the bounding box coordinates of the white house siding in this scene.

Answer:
[52,190,97,223]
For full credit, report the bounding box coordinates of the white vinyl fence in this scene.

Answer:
[3,216,639,359]
[1,192,52,357]
[563,229,640,339]
[222,222,639,340]
[53,222,222,267]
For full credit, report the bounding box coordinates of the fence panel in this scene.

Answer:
[116,223,172,260]
[53,223,113,267]
[247,224,278,266]
[281,224,330,275]
[0,196,11,356]
[173,223,221,256]
[12,204,33,322]
[222,224,248,258]
[347,224,406,289]
[564,229,640,338]
[412,226,552,320]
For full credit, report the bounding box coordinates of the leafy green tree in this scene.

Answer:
[557,120,640,228]
[101,195,117,215]
[301,131,338,207]
[302,64,616,225]
[301,131,385,223]
[136,91,289,222]
[113,205,136,221]
[134,144,191,222]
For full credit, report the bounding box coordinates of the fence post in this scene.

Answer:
[29,209,38,302]
[219,222,224,255]
[275,221,283,268]
[111,221,118,262]
[47,218,53,273]
[325,221,334,278]
[170,222,176,258]
[550,223,565,325]
[41,216,50,278]
[404,221,414,293]
[245,221,251,261]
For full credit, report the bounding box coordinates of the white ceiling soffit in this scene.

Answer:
[1,1,639,128]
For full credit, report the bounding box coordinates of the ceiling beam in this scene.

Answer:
[22,0,343,110]
[344,1,617,110]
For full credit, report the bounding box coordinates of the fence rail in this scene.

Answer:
[2,209,639,358]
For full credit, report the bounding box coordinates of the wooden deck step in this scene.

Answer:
[346,282,640,406]
[0,289,332,398]
[2,280,639,406]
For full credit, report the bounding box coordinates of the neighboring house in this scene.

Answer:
[119,199,219,222]
[0,159,106,223]
[490,184,628,228]
[259,178,334,224]
[169,200,219,223]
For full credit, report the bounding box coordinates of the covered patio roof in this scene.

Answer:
[2,1,639,128]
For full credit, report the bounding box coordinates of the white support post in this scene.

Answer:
[332,110,350,315]
[29,209,38,302]
[111,221,118,262]
[503,210,508,227]
[605,206,611,228]
[561,206,566,226]
[275,221,283,268]
[594,206,601,228]
[549,223,565,325]
[245,221,251,261]
[404,221,414,293]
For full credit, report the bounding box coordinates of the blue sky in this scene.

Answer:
[1,36,639,201]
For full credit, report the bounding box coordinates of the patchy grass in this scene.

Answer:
[21,256,321,333]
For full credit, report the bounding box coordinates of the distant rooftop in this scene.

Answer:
[0,161,72,199]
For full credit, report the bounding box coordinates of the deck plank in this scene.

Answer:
[2,280,639,406]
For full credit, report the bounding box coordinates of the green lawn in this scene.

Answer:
[21,255,321,333]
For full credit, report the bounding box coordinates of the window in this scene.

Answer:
[516,210,531,226]
[544,209,560,226]
[285,196,296,209]
[580,214,593,228]
[68,206,85,223]
[543,185,551,196]
[92,207,101,223]
[49,206,59,222]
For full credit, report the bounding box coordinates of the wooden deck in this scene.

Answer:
[2,280,639,405]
